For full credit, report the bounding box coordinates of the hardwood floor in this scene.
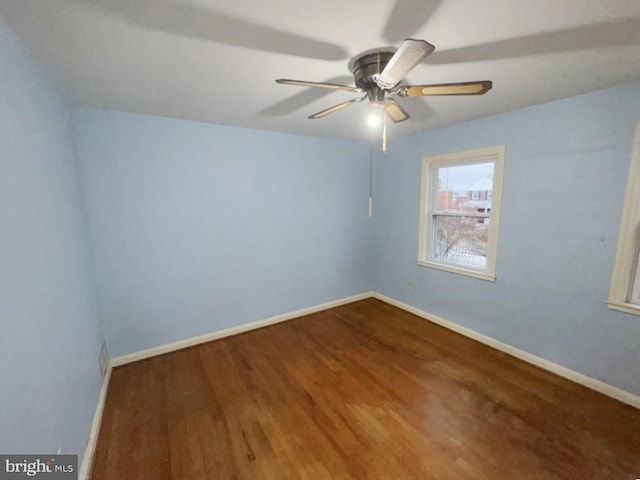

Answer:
[90,299,640,479]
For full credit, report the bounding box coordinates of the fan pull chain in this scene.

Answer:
[382,114,387,152]
[368,147,373,218]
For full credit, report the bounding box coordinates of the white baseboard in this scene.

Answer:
[79,292,373,477]
[372,292,640,409]
[78,362,113,480]
[81,289,639,478]
[111,291,375,367]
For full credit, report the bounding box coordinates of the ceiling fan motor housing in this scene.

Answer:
[350,50,396,101]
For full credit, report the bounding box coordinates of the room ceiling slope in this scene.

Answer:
[1,0,640,142]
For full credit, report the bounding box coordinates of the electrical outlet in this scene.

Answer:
[99,341,109,378]
[408,282,416,293]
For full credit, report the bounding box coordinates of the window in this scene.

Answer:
[608,123,640,315]
[418,145,505,281]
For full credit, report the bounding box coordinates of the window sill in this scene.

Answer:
[607,300,640,316]
[417,260,496,282]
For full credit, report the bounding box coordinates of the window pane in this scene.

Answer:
[419,145,504,280]
[432,215,489,268]
[435,162,494,213]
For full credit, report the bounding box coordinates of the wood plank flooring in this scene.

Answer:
[90,298,640,479]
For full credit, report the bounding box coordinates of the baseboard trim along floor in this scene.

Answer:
[78,363,112,480]
[371,292,640,410]
[81,290,640,478]
[111,291,640,406]
[110,291,376,367]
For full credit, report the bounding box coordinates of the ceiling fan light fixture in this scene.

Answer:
[367,101,385,128]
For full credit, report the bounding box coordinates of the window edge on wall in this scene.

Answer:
[608,122,640,317]
[417,145,506,282]
[416,260,497,282]
[607,301,640,316]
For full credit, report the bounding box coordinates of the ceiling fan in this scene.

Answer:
[276,39,492,124]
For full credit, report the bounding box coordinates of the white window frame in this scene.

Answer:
[418,145,505,282]
[608,123,640,316]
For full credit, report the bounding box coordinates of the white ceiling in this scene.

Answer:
[2,0,640,142]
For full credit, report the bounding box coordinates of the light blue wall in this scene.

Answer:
[372,81,640,395]
[0,14,104,457]
[5,1,638,459]
[73,110,372,357]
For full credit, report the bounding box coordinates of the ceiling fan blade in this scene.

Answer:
[276,79,362,93]
[262,76,355,116]
[377,39,435,89]
[385,98,410,122]
[308,96,366,119]
[398,81,493,97]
